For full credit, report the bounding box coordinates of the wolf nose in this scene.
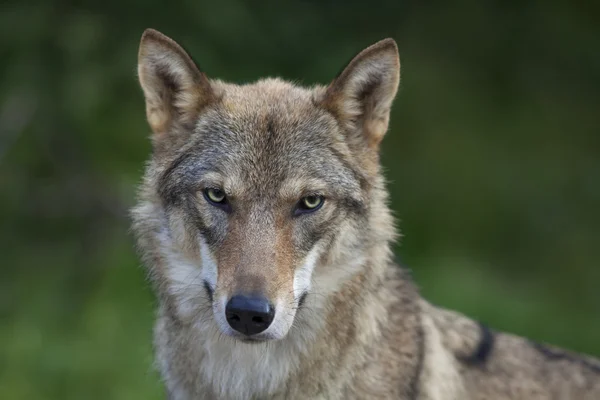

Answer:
[225,295,274,336]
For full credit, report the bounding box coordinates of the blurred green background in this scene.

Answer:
[1,0,599,398]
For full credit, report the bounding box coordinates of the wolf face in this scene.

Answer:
[133,29,400,343]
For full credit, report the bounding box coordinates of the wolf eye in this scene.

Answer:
[203,188,227,205]
[295,195,324,215]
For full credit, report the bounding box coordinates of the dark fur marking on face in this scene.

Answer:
[339,197,367,217]
[158,152,195,207]
[296,214,338,254]
[530,341,600,374]
[460,322,495,367]
[203,280,214,303]
[158,154,222,246]
[298,292,308,309]
[181,196,220,247]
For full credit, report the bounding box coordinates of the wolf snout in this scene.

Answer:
[225,295,274,336]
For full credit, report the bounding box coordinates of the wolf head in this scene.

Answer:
[133,29,400,342]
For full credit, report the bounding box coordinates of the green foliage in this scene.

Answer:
[1,1,599,397]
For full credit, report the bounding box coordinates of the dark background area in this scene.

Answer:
[1,1,599,398]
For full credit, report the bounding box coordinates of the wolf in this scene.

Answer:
[131,28,600,400]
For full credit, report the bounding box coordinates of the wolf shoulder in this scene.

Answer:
[420,301,600,399]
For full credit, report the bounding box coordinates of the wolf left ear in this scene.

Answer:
[321,38,400,150]
[137,29,215,136]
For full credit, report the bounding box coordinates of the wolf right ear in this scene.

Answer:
[137,29,215,136]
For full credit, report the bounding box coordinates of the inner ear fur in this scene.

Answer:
[137,28,215,136]
[321,38,400,150]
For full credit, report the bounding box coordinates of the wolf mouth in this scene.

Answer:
[297,291,308,308]
[202,280,214,302]
[239,337,268,344]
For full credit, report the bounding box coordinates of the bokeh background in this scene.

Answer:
[1,1,599,398]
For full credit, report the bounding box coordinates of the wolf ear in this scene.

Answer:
[321,38,400,150]
[137,29,214,136]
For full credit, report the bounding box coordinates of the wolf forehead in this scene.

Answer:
[157,78,366,202]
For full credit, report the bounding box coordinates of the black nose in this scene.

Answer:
[225,295,274,336]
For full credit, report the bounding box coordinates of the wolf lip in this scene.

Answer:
[298,292,308,308]
[202,280,213,302]
[239,338,266,344]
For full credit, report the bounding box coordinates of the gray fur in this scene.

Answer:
[132,29,600,399]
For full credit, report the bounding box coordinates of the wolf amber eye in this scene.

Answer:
[204,188,226,204]
[296,195,324,215]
